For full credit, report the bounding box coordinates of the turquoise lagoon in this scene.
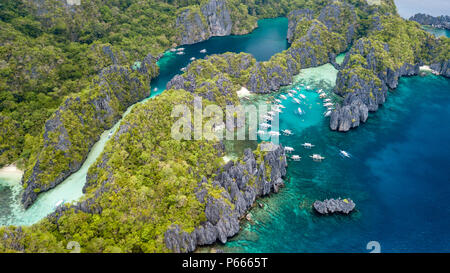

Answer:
[1,17,449,254]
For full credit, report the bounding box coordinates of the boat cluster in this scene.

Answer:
[258,84,352,163]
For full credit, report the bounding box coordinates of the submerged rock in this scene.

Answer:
[313,198,355,215]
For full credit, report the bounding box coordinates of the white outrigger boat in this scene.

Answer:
[310,154,325,162]
[291,155,301,161]
[293,98,301,104]
[153,87,158,92]
[301,143,315,149]
[282,129,293,136]
[269,131,281,136]
[306,85,311,90]
[324,102,334,107]
[299,94,306,99]
[55,199,65,208]
[280,95,287,100]
[290,90,298,94]
[176,51,185,55]
[284,146,295,153]
[267,111,275,116]
[288,93,294,98]
[190,57,196,61]
[200,49,207,53]
[177,47,185,51]
[319,93,327,99]
[324,98,331,102]
[180,67,186,72]
[275,99,282,104]
[260,123,271,129]
[298,107,304,115]
[339,150,351,158]
[277,104,286,109]
[324,111,332,117]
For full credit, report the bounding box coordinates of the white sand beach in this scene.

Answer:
[237,86,251,98]
[0,164,23,181]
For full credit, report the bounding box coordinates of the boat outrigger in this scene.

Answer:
[310,154,325,162]
[280,95,287,100]
[299,94,306,99]
[190,57,196,61]
[324,102,333,107]
[269,131,280,136]
[298,107,304,115]
[301,143,315,149]
[282,129,293,136]
[291,155,301,161]
[275,99,282,104]
[324,111,332,117]
[293,98,301,104]
[200,49,207,53]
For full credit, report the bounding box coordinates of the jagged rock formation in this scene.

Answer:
[176,0,257,45]
[330,16,450,132]
[164,146,287,253]
[170,2,356,98]
[21,46,159,208]
[313,198,355,215]
[287,9,314,43]
[410,13,450,30]
[167,52,255,106]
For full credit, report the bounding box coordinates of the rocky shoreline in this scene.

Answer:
[330,18,450,132]
[164,145,287,253]
[20,46,159,208]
